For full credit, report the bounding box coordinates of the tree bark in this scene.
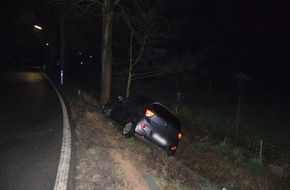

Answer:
[99,0,114,107]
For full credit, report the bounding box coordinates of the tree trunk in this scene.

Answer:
[126,31,133,98]
[99,0,114,106]
[126,66,132,98]
[60,15,67,84]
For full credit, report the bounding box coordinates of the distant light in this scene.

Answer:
[80,62,83,65]
[89,55,93,58]
[34,25,42,30]
[78,52,82,55]
[45,43,49,46]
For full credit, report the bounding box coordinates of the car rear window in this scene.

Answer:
[150,103,181,128]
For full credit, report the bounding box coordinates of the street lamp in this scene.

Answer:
[34,25,42,30]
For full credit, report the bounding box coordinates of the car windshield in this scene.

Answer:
[150,103,181,129]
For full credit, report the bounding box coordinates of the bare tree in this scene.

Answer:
[48,0,120,106]
[116,0,199,98]
[117,0,168,98]
[43,0,70,83]
[71,0,122,106]
[99,0,115,106]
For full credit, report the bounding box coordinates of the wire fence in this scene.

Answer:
[178,109,290,166]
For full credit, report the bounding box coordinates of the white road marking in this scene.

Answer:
[44,74,71,190]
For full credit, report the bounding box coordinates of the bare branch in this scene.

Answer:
[70,0,102,16]
[132,33,146,68]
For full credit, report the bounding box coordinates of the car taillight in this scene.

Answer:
[141,123,147,132]
[178,133,182,140]
[145,109,155,117]
[171,145,177,151]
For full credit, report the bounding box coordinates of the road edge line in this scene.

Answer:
[44,74,71,190]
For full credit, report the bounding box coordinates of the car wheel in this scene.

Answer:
[103,105,112,117]
[123,120,136,138]
[166,150,176,157]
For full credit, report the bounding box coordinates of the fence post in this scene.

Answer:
[259,139,263,164]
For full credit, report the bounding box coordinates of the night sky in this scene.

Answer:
[1,0,41,64]
[1,0,290,90]
[174,1,290,84]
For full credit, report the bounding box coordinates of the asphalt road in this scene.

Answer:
[0,69,64,190]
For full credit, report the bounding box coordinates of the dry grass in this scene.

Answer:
[174,130,289,190]
[65,92,218,190]
[63,87,289,190]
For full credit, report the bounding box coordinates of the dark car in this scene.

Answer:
[103,96,182,156]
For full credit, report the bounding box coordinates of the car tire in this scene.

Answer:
[103,104,112,117]
[123,120,136,138]
[166,150,176,157]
